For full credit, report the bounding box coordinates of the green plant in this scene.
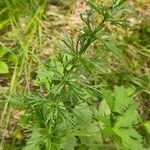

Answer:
[0,44,17,74]
[0,0,48,90]
[0,1,48,149]
[12,84,143,149]
[0,45,9,74]
[8,0,144,149]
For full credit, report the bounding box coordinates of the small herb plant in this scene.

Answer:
[10,0,143,149]
[0,44,17,74]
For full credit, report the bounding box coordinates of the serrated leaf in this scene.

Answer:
[101,86,142,149]
[98,113,112,135]
[23,130,41,150]
[35,66,54,90]
[52,58,64,76]
[102,90,115,111]
[0,61,9,74]
[113,128,143,150]
[114,106,138,128]
[126,86,136,96]
[74,103,92,124]
[113,86,132,114]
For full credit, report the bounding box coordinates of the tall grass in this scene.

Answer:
[0,0,48,149]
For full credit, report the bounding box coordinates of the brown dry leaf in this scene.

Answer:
[12,110,24,120]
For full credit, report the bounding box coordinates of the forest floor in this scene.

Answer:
[0,0,150,149]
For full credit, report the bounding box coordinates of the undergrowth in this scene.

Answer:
[0,0,150,149]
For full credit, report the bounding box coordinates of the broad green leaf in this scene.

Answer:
[0,44,9,58]
[99,114,112,136]
[74,103,92,124]
[0,19,10,30]
[102,90,115,111]
[79,124,102,146]
[5,52,18,63]
[114,106,138,128]
[113,128,143,150]
[0,61,9,74]
[52,58,64,76]
[101,86,141,148]
[23,144,40,150]
[61,136,77,150]
[23,129,42,150]
[126,86,136,96]
[143,121,150,135]
[98,99,111,116]
[35,66,54,90]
